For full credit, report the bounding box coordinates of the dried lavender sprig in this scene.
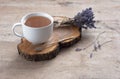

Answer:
[73,8,96,29]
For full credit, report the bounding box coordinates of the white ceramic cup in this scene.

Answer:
[12,12,54,45]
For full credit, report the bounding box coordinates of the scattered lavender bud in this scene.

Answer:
[97,41,101,50]
[90,53,93,58]
[75,48,82,51]
[93,43,98,52]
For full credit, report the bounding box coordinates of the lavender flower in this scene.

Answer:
[73,8,96,29]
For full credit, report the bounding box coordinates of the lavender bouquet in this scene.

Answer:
[54,8,96,29]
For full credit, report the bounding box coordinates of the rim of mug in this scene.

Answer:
[21,12,54,29]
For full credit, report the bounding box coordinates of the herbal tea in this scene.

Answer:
[25,16,51,28]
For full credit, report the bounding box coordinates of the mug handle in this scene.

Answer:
[12,23,23,37]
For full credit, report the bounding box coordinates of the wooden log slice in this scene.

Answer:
[17,17,81,61]
[18,38,59,61]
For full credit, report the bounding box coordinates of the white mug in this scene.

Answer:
[12,12,54,45]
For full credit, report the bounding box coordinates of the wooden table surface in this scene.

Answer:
[0,0,120,79]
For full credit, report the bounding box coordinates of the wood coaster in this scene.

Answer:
[17,17,81,61]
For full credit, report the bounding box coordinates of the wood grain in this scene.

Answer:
[17,25,81,61]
